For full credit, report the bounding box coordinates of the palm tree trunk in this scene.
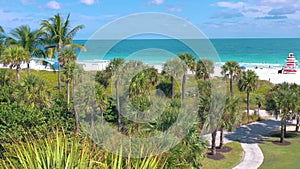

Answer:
[230,78,234,96]
[67,81,70,104]
[247,92,250,123]
[171,76,175,99]
[72,78,79,134]
[91,110,94,132]
[58,63,61,91]
[280,117,285,143]
[181,72,186,101]
[74,107,80,134]
[27,62,30,75]
[72,78,75,99]
[101,110,104,123]
[16,65,20,82]
[116,80,121,131]
[211,129,217,155]
[296,116,300,132]
[219,127,224,149]
[284,118,287,136]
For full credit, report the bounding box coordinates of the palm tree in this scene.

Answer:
[72,63,85,134]
[0,69,14,86]
[199,79,226,155]
[221,61,242,96]
[58,47,77,67]
[179,53,196,100]
[0,45,29,82]
[13,74,51,109]
[60,48,78,105]
[105,58,125,131]
[208,91,226,155]
[0,25,4,37]
[0,25,6,56]
[287,83,300,132]
[10,25,43,75]
[96,84,108,123]
[238,70,258,122]
[129,67,159,98]
[162,57,184,99]
[272,83,298,142]
[63,62,75,104]
[41,13,85,91]
[196,58,214,80]
[219,95,240,148]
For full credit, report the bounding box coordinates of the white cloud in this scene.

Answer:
[0,9,39,29]
[46,1,61,10]
[167,7,182,13]
[260,0,298,5]
[148,0,164,6]
[216,2,246,9]
[21,0,34,5]
[80,0,97,5]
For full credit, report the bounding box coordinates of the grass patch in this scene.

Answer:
[202,142,243,169]
[21,69,58,88]
[259,137,300,169]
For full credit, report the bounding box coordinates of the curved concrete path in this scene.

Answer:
[228,119,280,169]
[204,118,281,169]
[232,143,264,169]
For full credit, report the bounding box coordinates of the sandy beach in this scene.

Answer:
[214,67,300,84]
[1,60,300,85]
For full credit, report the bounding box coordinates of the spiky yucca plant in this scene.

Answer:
[1,130,167,169]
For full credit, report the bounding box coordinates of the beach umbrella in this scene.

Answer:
[241,65,246,70]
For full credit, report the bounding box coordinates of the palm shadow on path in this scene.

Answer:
[225,119,281,144]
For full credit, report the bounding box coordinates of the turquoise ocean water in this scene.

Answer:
[75,38,300,68]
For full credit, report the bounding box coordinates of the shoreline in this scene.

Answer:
[1,60,299,84]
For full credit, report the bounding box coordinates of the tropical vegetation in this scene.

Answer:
[0,13,297,169]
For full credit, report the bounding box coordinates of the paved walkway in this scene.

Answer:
[204,118,281,169]
[232,143,264,169]
[230,119,281,169]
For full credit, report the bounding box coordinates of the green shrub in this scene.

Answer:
[1,130,168,169]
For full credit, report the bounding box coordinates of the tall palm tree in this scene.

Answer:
[219,95,240,148]
[196,58,214,80]
[41,13,85,91]
[221,61,242,96]
[0,25,4,37]
[60,48,78,105]
[163,57,184,99]
[58,47,77,67]
[179,53,196,100]
[238,70,258,122]
[96,84,108,123]
[72,63,85,134]
[63,62,75,105]
[129,67,159,98]
[0,25,5,56]
[267,83,298,143]
[0,45,29,82]
[198,79,226,155]
[10,25,43,75]
[207,90,226,155]
[105,58,125,131]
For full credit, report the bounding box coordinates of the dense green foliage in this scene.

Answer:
[0,14,288,168]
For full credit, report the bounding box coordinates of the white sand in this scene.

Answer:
[213,66,300,84]
[1,60,299,84]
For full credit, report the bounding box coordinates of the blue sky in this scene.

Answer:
[1,0,300,39]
